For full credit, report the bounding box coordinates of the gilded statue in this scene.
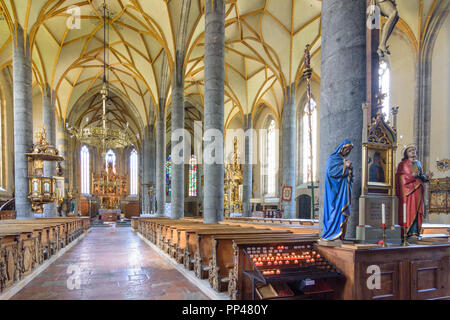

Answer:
[224,137,243,213]
[369,0,399,57]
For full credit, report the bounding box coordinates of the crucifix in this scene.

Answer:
[366,0,399,121]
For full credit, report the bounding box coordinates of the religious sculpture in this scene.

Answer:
[224,137,243,214]
[369,0,399,57]
[395,144,433,239]
[92,158,127,209]
[321,140,354,241]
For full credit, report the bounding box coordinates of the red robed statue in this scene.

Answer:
[395,145,432,238]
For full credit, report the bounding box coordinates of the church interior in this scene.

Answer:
[0,0,449,301]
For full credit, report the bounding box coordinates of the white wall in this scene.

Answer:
[430,16,450,179]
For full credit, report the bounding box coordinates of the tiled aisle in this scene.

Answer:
[11,227,209,300]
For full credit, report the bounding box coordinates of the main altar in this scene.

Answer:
[92,159,127,221]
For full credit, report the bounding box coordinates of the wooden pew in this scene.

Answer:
[208,232,318,292]
[190,228,293,279]
[0,227,40,292]
[0,221,62,258]
[166,224,241,264]
[0,218,87,294]
[220,220,319,235]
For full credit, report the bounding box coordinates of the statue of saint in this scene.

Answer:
[369,0,399,57]
[321,140,354,241]
[395,145,433,239]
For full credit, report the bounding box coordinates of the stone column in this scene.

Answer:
[13,26,33,219]
[149,127,156,214]
[281,84,296,219]
[156,106,166,216]
[203,0,225,224]
[319,0,366,238]
[43,87,57,217]
[142,125,154,214]
[171,55,185,220]
[57,120,68,215]
[242,115,253,217]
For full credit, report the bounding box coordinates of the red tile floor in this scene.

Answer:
[11,227,209,300]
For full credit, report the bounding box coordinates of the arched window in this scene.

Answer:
[105,149,116,173]
[262,118,277,196]
[379,60,390,119]
[267,120,277,195]
[129,149,138,195]
[303,98,317,183]
[81,145,90,194]
[189,155,197,197]
[166,156,172,196]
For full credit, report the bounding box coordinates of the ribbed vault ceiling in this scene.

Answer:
[0,0,440,143]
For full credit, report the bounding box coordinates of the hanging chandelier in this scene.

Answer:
[66,1,137,153]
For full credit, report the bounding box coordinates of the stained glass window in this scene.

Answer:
[130,149,138,195]
[303,98,317,183]
[166,156,172,196]
[189,155,197,197]
[81,145,90,194]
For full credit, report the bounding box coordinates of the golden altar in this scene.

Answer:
[92,161,127,210]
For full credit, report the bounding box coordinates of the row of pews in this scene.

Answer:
[132,216,319,299]
[0,217,90,293]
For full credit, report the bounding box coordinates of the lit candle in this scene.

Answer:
[403,203,407,227]
[381,203,386,228]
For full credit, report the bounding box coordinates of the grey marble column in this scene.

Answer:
[142,125,154,214]
[149,127,156,214]
[171,56,185,220]
[56,120,68,215]
[43,87,57,217]
[156,109,166,217]
[281,84,296,219]
[141,129,148,214]
[13,26,33,219]
[319,0,366,238]
[203,0,225,224]
[242,115,253,217]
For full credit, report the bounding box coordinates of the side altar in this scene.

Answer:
[356,99,401,243]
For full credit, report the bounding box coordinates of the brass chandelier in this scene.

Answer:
[66,1,137,154]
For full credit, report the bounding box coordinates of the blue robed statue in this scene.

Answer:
[321,140,354,241]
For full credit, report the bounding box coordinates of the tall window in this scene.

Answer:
[105,149,116,172]
[379,61,390,119]
[81,145,90,194]
[266,119,277,196]
[166,156,172,196]
[130,149,138,195]
[303,99,317,182]
[189,155,198,197]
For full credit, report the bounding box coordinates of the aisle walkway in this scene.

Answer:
[11,227,209,300]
